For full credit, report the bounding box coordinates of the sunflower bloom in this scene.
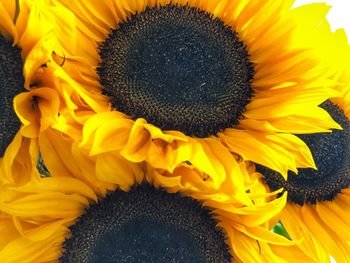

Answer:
[258,96,350,262]
[0,155,308,262]
[44,0,342,186]
[0,0,72,187]
[257,5,350,261]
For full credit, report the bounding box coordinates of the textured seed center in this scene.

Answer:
[60,185,232,263]
[0,34,24,156]
[99,4,254,137]
[257,101,350,205]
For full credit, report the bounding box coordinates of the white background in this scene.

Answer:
[294,0,350,36]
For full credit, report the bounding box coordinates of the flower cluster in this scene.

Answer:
[0,0,349,262]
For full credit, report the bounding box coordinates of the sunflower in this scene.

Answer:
[41,127,306,261]
[256,5,350,261]
[44,0,343,186]
[0,149,309,262]
[0,0,112,196]
[0,0,70,187]
[0,0,35,182]
[257,98,350,262]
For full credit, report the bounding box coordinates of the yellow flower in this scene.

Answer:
[0,0,107,195]
[0,0,71,186]
[0,0,33,182]
[45,0,342,186]
[258,98,350,262]
[257,5,350,261]
[0,156,305,262]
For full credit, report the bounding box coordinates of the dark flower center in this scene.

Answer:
[60,184,232,263]
[0,34,24,156]
[257,100,350,205]
[98,4,254,138]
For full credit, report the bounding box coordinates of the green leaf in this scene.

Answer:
[37,154,51,177]
[272,222,291,240]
